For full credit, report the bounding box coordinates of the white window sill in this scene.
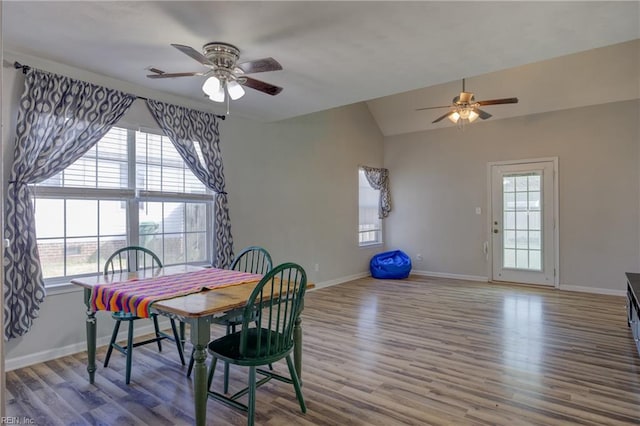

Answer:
[359,242,384,249]
[45,282,85,296]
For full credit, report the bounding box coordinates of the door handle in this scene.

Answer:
[493,229,499,234]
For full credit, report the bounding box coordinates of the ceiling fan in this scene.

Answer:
[147,42,283,104]
[416,79,518,125]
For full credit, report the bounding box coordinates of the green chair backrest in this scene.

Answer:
[104,246,163,275]
[230,246,273,275]
[239,263,307,360]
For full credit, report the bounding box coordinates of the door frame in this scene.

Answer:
[486,157,559,287]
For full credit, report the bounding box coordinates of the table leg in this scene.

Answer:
[83,288,97,384]
[190,317,211,426]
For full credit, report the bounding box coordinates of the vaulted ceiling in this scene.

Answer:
[3,1,639,134]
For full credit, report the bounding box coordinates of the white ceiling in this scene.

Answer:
[3,1,639,128]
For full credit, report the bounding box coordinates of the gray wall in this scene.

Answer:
[2,57,384,365]
[384,100,640,292]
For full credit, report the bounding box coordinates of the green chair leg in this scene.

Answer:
[286,355,306,413]
[104,319,121,368]
[125,320,134,385]
[207,356,218,390]
[152,315,163,352]
[248,366,256,426]
[224,361,230,393]
[170,319,186,365]
[187,349,195,378]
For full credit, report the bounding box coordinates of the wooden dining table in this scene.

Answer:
[71,265,312,426]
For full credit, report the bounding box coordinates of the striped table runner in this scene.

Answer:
[90,268,263,318]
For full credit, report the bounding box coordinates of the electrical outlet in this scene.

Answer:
[416,254,423,262]
[314,263,319,272]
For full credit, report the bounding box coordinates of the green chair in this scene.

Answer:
[187,245,273,392]
[103,246,185,384]
[206,262,307,426]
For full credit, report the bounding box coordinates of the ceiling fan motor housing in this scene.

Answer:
[203,42,240,69]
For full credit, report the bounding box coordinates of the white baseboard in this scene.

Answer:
[411,269,489,282]
[5,319,173,372]
[311,271,371,290]
[558,285,625,297]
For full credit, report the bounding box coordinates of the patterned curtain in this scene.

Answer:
[4,68,135,340]
[145,99,234,268]
[362,166,392,219]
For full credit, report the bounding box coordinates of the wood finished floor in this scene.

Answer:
[6,275,640,425]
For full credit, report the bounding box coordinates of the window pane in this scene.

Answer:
[165,234,185,265]
[504,230,516,249]
[529,250,542,271]
[186,203,207,232]
[187,233,207,263]
[528,192,541,211]
[67,200,97,237]
[39,238,64,279]
[35,199,64,238]
[529,231,541,250]
[515,176,528,191]
[503,192,515,211]
[504,249,516,268]
[66,237,99,275]
[503,176,515,193]
[43,127,128,189]
[516,212,528,230]
[516,249,529,269]
[528,175,541,191]
[516,231,528,249]
[136,131,206,194]
[515,192,528,211]
[529,211,541,230]
[99,200,127,236]
[164,203,185,233]
[504,211,515,230]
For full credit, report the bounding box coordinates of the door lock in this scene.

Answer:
[493,229,499,234]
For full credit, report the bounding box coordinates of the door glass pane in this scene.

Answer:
[502,172,543,271]
[504,230,516,249]
[504,211,516,229]
[516,249,529,269]
[529,250,542,270]
[504,249,516,268]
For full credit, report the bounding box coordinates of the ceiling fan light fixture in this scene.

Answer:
[448,111,461,123]
[468,109,479,122]
[227,80,245,100]
[202,76,221,96]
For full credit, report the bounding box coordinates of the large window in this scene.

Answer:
[358,168,382,246]
[34,127,212,284]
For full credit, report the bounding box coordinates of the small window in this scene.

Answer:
[358,168,382,246]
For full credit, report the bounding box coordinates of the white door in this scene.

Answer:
[490,160,557,286]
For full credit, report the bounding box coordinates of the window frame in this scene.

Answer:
[33,127,214,286]
[358,168,383,247]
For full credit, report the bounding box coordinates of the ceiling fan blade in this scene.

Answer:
[475,108,492,120]
[171,43,215,67]
[477,97,518,106]
[416,105,451,111]
[432,111,453,123]
[241,76,283,96]
[147,72,203,79]
[237,57,283,74]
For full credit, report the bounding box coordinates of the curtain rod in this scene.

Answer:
[13,61,226,120]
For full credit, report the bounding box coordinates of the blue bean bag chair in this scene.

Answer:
[370,250,412,279]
